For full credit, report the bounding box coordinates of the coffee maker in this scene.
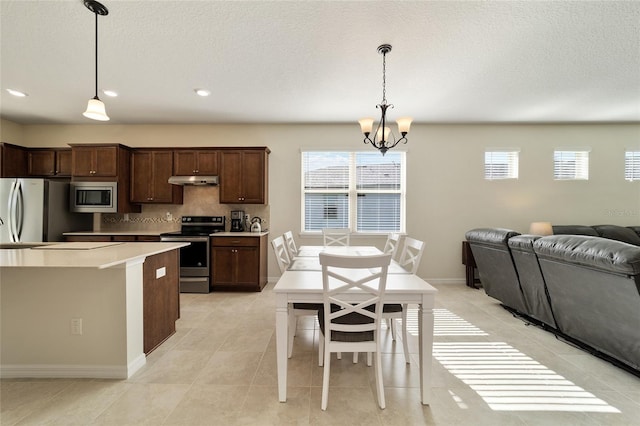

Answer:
[230,210,245,232]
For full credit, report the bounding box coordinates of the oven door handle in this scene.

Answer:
[161,237,209,243]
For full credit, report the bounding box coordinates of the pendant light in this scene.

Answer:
[82,0,110,121]
[358,44,412,155]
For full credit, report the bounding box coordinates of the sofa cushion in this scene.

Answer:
[534,235,640,276]
[508,235,541,251]
[593,224,640,246]
[465,228,520,246]
[628,226,640,239]
[551,225,599,236]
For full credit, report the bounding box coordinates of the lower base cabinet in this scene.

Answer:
[210,235,267,291]
[143,249,180,354]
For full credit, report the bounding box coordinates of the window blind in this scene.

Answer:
[302,151,405,233]
[485,150,519,180]
[554,150,589,180]
[625,151,640,181]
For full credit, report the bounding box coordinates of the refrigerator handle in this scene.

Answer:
[8,179,18,242]
[15,180,24,241]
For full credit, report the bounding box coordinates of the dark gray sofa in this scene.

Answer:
[465,224,640,373]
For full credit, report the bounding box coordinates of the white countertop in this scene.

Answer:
[0,242,188,269]
[211,231,269,237]
[63,231,168,236]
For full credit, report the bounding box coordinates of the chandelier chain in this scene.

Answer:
[381,50,387,105]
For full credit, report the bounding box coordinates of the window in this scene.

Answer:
[302,151,405,233]
[625,150,640,181]
[484,150,519,180]
[554,150,589,180]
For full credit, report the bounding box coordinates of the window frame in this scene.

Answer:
[301,150,406,235]
[553,149,590,181]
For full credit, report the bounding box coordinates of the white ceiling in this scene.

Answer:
[1,0,639,125]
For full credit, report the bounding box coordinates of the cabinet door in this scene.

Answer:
[150,151,176,202]
[55,149,72,176]
[28,150,56,176]
[1,143,28,177]
[93,146,118,176]
[211,247,235,286]
[219,151,243,203]
[143,250,179,354]
[195,151,218,175]
[235,247,259,286]
[240,150,266,204]
[72,147,96,176]
[173,151,198,175]
[130,151,153,202]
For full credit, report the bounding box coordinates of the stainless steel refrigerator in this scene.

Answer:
[0,178,93,243]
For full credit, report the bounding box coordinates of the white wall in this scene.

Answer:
[4,120,640,282]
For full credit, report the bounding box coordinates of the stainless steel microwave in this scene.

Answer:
[70,182,117,213]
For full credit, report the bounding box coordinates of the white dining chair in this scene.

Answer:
[317,252,391,410]
[383,236,425,363]
[271,235,322,358]
[283,230,298,259]
[383,232,401,260]
[322,228,351,246]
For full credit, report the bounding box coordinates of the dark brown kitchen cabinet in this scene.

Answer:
[210,235,267,291]
[131,149,183,204]
[70,145,118,177]
[219,148,269,204]
[28,148,72,177]
[173,150,219,175]
[143,249,180,354]
[69,143,141,213]
[0,143,27,177]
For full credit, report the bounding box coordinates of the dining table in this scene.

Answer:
[273,245,438,405]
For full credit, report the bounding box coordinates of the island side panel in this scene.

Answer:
[0,264,144,379]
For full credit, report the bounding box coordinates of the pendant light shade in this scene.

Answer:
[83,0,110,121]
[83,96,109,121]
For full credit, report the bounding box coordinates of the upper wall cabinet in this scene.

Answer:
[0,143,28,177]
[70,143,141,213]
[173,150,219,175]
[70,145,119,177]
[219,148,270,204]
[131,149,183,204]
[28,148,72,177]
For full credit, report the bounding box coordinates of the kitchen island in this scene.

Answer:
[0,242,187,379]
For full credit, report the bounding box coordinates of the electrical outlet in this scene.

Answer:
[71,318,83,335]
[244,214,250,221]
[166,212,173,221]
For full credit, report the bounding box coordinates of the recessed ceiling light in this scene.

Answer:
[102,89,118,97]
[7,89,28,97]
[195,89,211,97]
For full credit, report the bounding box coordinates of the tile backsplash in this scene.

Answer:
[98,186,270,233]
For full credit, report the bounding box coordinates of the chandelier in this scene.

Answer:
[358,44,412,155]
[82,0,110,121]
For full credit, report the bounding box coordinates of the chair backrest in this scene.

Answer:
[383,233,401,260]
[319,253,391,340]
[283,231,298,259]
[271,236,291,274]
[397,237,425,274]
[322,228,351,246]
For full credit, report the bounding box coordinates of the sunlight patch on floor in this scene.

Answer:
[433,341,620,413]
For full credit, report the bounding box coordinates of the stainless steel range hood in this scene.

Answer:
[168,176,219,186]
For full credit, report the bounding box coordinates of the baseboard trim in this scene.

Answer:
[1,354,146,379]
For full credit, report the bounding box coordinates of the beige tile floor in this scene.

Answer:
[2,283,639,425]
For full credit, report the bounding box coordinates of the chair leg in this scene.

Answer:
[318,332,324,367]
[401,304,410,364]
[389,318,397,341]
[321,345,331,410]
[374,347,386,409]
[366,352,372,367]
[353,352,358,363]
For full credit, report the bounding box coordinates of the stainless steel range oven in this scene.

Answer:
[160,216,225,293]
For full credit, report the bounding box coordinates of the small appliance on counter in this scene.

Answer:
[230,210,245,232]
[250,217,262,233]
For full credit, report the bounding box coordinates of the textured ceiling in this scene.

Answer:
[1,0,639,125]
